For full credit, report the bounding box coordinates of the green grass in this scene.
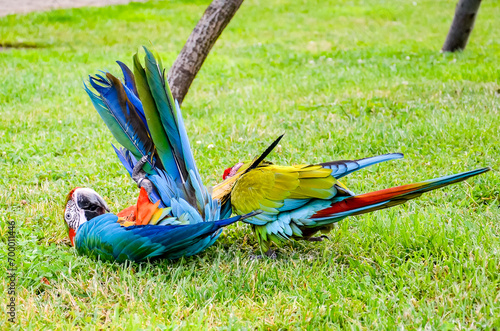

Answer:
[1,0,499,329]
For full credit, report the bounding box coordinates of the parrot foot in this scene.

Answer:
[307,235,330,242]
[132,155,153,195]
[265,249,277,259]
[249,249,277,260]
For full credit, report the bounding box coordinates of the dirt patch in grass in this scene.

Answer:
[0,0,146,17]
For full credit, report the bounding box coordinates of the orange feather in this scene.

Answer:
[117,188,160,226]
[135,187,160,225]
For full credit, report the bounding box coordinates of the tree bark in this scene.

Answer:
[442,0,482,52]
[167,0,244,105]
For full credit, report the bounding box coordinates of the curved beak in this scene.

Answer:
[76,188,110,221]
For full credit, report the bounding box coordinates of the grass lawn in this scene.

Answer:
[1,0,499,329]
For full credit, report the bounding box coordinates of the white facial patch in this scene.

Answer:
[65,199,81,230]
[65,189,89,230]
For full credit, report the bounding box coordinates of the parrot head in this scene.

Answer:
[212,163,245,203]
[222,162,244,180]
[214,134,285,202]
[221,134,285,180]
[64,187,110,246]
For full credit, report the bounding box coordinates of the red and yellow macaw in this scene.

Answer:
[213,135,491,255]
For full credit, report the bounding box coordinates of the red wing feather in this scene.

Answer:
[311,182,424,218]
[311,167,490,219]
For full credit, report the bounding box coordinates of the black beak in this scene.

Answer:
[76,189,110,221]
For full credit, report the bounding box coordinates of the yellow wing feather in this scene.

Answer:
[231,168,295,214]
[231,164,339,218]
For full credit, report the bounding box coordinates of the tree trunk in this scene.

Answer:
[167,0,244,105]
[442,0,482,52]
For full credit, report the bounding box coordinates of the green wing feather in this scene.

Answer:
[142,47,186,182]
[133,52,180,180]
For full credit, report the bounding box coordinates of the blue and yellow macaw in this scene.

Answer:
[63,48,259,262]
[64,186,257,262]
[212,135,491,255]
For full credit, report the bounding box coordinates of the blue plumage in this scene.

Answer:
[85,73,156,173]
[116,61,139,97]
[75,213,245,262]
[321,153,404,179]
[85,48,222,224]
[71,47,260,262]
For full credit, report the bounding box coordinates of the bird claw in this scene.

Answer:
[132,155,153,195]
[137,178,154,196]
[249,249,277,260]
[265,250,277,259]
[132,155,149,176]
[307,235,330,242]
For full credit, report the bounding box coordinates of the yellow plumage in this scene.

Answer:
[219,164,341,216]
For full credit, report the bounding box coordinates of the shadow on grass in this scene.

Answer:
[0,40,46,51]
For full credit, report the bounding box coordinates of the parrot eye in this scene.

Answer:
[79,201,90,209]
[64,199,79,229]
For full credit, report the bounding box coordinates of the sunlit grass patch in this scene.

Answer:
[0,0,499,328]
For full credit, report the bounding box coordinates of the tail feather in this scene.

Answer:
[116,60,139,97]
[85,73,157,173]
[142,48,186,181]
[215,210,262,227]
[132,52,181,180]
[311,167,491,220]
[321,153,404,179]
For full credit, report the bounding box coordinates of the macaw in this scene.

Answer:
[212,135,491,255]
[63,186,257,262]
[63,47,259,262]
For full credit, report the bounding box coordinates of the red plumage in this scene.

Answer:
[312,182,424,218]
[223,167,232,180]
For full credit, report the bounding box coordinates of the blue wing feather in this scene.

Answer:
[116,60,139,97]
[75,213,244,262]
[175,100,204,185]
[86,74,156,173]
[86,49,238,230]
[321,153,403,179]
[112,144,135,176]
